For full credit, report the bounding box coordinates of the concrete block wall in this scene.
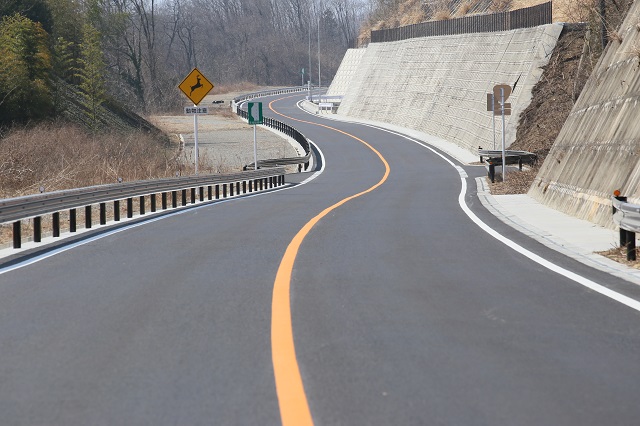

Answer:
[529,0,640,229]
[335,24,562,154]
[326,49,367,97]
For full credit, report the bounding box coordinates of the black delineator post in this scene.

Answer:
[70,209,77,232]
[100,203,107,225]
[13,221,21,248]
[85,205,92,228]
[127,198,133,218]
[53,212,60,237]
[614,195,637,261]
[34,216,42,242]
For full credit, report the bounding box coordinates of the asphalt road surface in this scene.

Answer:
[1,94,639,425]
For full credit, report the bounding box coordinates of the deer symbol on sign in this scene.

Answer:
[190,75,203,95]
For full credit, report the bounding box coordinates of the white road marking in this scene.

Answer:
[302,108,640,312]
[0,142,326,276]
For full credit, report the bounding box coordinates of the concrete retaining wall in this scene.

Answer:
[529,0,640,229]
[326,49,366,97]
[334,24,562,154]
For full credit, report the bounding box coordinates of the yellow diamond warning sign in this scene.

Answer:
[178,68,214,105]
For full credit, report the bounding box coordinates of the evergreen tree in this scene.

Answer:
[76,22,106,131]
[0,13,53,125]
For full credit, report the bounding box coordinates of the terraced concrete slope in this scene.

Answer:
[326,49,366,97]
[334,24,562,154]
[529,0,640,229]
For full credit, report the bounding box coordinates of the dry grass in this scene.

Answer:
[490,0,513,13]
[0,123,183,199]
[210,81,260,96]
[456,1,477,17]
[597,247,640,269]
[433,9,452,20]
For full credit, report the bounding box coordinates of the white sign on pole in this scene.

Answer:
[184,106,209,115]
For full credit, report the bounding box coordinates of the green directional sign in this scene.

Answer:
[248,102,263,125]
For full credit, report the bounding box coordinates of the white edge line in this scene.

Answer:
[296,105,640,312]
[0,142,326,276]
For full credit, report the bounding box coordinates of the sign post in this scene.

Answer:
[491,84,512,181]
[178,68,214,175]
[247,102,263,170]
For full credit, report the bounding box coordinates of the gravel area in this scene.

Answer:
[149,93,302,174]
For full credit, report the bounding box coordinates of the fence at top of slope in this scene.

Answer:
[371,1,552,43]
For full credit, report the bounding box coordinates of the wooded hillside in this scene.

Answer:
[1,0,369,124]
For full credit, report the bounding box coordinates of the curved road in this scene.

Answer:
[1,94,640,425]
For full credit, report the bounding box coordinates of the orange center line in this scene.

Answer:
[269,95,391,426]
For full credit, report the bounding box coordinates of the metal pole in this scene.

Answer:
[318,3,321,88]
[501,88,506,180]
[308,16,312,87]
[253,124,258,171]
[492,93,496,150]
[193,103,199,175]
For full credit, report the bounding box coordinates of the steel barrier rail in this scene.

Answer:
[612,195,640,261]
[234,104,312,172]
[232,86,308,104]
[1,167,286,249]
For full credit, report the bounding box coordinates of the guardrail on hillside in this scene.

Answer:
[1,168,286,249]
[612,194,640,261]
[371,1,552,43]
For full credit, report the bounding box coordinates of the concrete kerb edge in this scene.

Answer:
[475,177,640,286]
[299,101,640,285]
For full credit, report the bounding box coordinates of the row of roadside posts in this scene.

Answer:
[178,67,263,174]
[486,84,512,181]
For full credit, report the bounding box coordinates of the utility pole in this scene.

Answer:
[318,1,322,88]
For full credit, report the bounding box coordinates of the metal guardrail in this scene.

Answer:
[478,149,537,183]
[612,195,639,261]
[1,168,286,249]
[234,99,312,171]
[232,86,308,104]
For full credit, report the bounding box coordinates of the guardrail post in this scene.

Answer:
[230,183,234,197]
[162,193,167,210]
[215,185,220,199]
[190,188,196,204]
[127,198,133,218]
[70,209,77,232]
[199,187,204,202]
[627,232,637,261]
[208,186,212,200]
[114,201,120,221]
[85,205,92,228]
[236,182,240,195]
[13,221,21,249]
[100,203,107,225]
[53,212,60,237]
[151,194,157,212]
[181,189,187,206]
[223,184,227,198]
[172,191,178,208]
[140,196,146,214]
[33,216,42,242]
[243,181,247,194]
